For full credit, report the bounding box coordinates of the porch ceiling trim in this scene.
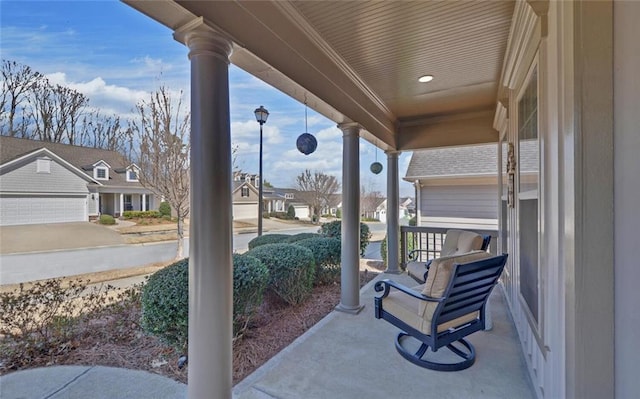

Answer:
[397,109,498,150]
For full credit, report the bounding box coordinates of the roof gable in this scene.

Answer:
[0,147,100,184]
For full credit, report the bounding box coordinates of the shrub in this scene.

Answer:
[99,214,116,225]
[141,259,189,350]
[246,243,315,305]
[122,210,161,219]
[248,233,290,250]
[159,201,172,217]
[318,220,372,256]
[285,232,321,243]
[335,208,341,218]
[287,204,296,219]
[295,237,341,285]
[233,253,269,337]
[140,255,272,348]
[0,278,130,369]
[409,216,417,226]
[381,233,414,269]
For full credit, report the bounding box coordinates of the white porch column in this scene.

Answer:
[176,21,234,399]
[142,194,146,211]
[385,151,401,274]
[119,193,124,217]
[414,180,422,226]
[336,123,363,314]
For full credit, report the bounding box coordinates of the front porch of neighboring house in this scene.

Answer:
[98,191,154,218]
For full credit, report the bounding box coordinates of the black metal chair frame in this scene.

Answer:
[407,234,492,284]
[374,254,508,371]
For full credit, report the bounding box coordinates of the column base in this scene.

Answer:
[384,268,403,275]
[335,303,365,315]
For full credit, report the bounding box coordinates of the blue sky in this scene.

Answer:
[1,0,414,196]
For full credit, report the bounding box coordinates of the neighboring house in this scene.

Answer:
[0,136,155,226]
[404,143,500,231]
[231,172,312,220]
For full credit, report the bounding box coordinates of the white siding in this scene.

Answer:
[421,185,498,219]
[0,159,90,194]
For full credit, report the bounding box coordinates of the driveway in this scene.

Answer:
[0,222,125,254]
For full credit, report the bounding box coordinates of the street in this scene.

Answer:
[0,223,386,285]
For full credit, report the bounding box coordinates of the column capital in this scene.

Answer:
[385,150,401,157]
[337,122,362,136]
[174,17,233,63]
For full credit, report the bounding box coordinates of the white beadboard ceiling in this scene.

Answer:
[125,0,516,150]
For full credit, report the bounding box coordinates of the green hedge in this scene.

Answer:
[285,232,321,243]
[233,253,269,336]
[295,237,341,285]
[141,255,271,348]
[141,259,189,350]
[99,214,116,225]
[122,210,162,219]
[247,234,290,250]
[246,243,315,305]
[159,202,171,217]
[318,220,372,255]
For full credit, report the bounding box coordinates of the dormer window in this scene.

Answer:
[241,186,250,197]
[127,169,139,182]
[95,167,108,180]
[285,193,294,200]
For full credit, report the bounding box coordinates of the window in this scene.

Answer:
[241,186,249,197]
[95,167,108,180]
[127,169,138,182]
[36,158,51,173]
[517,65,540,327]
[124,195,133,211]
[285,193,294,200]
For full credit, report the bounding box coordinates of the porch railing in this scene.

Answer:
[399,226,498,270]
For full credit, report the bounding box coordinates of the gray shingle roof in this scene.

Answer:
[0,136,143,188]
[404,144,499,180]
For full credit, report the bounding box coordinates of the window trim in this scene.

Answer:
[95,167,108,180]
[126,168,139,182]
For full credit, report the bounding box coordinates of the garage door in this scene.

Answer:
[0,196,87,226]
[233,203,258,220]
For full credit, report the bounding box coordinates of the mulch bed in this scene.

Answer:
[1,270,378,385]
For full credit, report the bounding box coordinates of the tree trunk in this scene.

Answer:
[176,214,185,260]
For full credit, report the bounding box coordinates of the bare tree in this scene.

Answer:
[295,169,340,222]
[29,79,88,143]
[360,182,385,220]
[0,60,42,136]
[132,86,190,259]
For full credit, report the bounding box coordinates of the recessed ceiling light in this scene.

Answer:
[418,75,434,83]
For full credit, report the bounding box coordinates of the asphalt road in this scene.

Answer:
[0,223,386,285]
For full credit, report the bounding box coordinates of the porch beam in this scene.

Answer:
[385,150,401,274]
[175,19,234,399]
[397,109,498,150]
[336,122,364,314]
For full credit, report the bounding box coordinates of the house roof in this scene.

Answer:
[0,136,144,188]
[404,142,538,182]
[404,144,499,181]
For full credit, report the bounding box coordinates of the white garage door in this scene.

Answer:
[233,203,258,220]
[0,196,87,226]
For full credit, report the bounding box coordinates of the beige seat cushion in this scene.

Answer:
[384,251,492,335]
[441,230,484,257]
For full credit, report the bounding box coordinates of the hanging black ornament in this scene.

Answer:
[297,133,317,155]
[296,102,317,155]
[370,161,383,174]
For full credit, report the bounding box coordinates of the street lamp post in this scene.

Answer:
[254,105,269,236]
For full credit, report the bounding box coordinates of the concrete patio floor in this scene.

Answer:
[234,272,536,399]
